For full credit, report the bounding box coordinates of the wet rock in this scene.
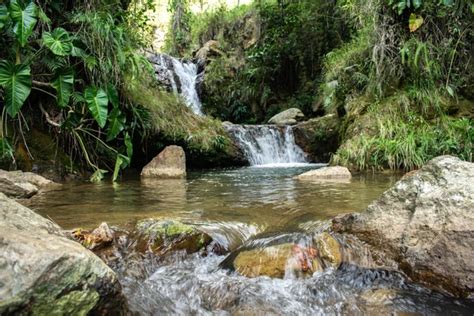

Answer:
[296,166,352,181]
[231,243,322,278]
[223,233,344,279]
[195,40,223,61]
[71,222,114,251]
[133,219,213,255]
[293,114,341,162]
[141,145,186,179]
[0,193,127,315]
[314,232,343,268]
[268,108,305,125]
[333,156,474,297]
[0,169,58,198]
[360,288,398,306]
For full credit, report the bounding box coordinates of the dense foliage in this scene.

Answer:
[0,0,472,175]
[0,0,157,180]
[325,0,473,170]
[179,0,348,123]
[182,0,473,169]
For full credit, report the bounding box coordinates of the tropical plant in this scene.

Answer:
[0,0,154,181]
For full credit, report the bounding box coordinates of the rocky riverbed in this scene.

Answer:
[0,156,473,314]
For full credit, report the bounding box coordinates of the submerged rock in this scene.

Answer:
[0,193,126,315]
[268,108,305,125]
[222,233,344,279]
[333,156,474,297]
[296,166,352,181]
[133,219,214,255]
[141,145,186,179]
[0,169,58,198]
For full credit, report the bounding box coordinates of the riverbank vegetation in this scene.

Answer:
[167,0,473,170]
[0,0,235,180]
[0,0,472,177]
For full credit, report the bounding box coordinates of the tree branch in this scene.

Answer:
[39,103,61,127]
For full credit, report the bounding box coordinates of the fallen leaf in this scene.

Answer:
[409,13,424,33]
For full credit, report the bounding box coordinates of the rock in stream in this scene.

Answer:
[333,155,474,297]
[0,193,127,315]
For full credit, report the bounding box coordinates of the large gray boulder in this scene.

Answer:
[333,156,474,297]
[268,108,305,125]
[0,193,127,314]
[141,145,186,179]
[0,169,58,198]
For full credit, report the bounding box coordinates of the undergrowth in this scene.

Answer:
[123,72,232,155]
[332,92,473,171]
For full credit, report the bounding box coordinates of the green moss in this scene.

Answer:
[134,219,213,253]
[136,219,196,238]
[32,290,99,316]
[123,72,234,156]
[15,129,77,177]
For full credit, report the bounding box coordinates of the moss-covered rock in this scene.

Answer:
[123,72,246,168]
[293,114,341,162]
[0,193,127,315]
[15,129,78,182]
[132,219,213,254]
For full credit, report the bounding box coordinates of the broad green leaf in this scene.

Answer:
[106,108,125,141]
[42,27,73,56]
[0,137,14,160]
[112,154,131,182]
[112,155,124,182]
[412,0,422,9]
[443,0,454,6]
[107,84,120,109]
[125,132,133,159]
[90,169,107,183]
[0,61,31,117]
[0,5,9,29]
[52,69,74,108]
[71,46,87,58]
[9,0,37,47]
[397,1,406,14]
[409,13,424,32]
[84,87,108,128]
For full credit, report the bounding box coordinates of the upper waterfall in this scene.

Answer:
[149,53,203,115]
[224,124,308,166]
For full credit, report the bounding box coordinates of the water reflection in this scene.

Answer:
[27,166,400,229]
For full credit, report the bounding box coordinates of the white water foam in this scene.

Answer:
[170,58,203,115]
[224,124,310,166]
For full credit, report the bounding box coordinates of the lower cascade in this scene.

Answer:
[224,124,308,166]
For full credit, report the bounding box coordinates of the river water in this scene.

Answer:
[27,166,474,315]
[29,165,395,229]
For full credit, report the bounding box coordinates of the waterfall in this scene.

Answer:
[148,53,203,115]
[148,53,309,166]
[224,124,308,166]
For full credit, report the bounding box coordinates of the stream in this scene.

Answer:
[23,56,474,315]
[27,167,474,315]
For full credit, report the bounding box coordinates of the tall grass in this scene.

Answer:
[332,93,473,170]
[123,72,232,154]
